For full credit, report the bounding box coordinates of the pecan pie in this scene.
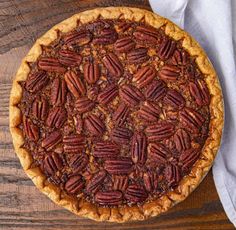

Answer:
[9,7,224,222]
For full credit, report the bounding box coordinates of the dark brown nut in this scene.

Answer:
[75,114,83,134]
[189,80,210,106]
[125,184,148,203]
[64,30,92,46]
[58,49,82,67]
[42,131,62,151]
[179,148,201,172]
[133,26,160,44]
[120,84,144,107]
[112,103,130,126]
[104,157,133,175]
[46,107,67,128]
[84,114,105,136]
[113,176,129,191]
[143,172,158,192]
[25,71,49,93]
[164,90,185,109]
[97,84,118,105]
[32,97,49,121]
[127,48,149,64]
[43,153,63,175]
[145,122,175,141]
[86,170,107,193]
[158,65,180,81]
[69,154,88,173]
[65,175,85,194]
[114,36,135,53]
[63,134,86,153]
[94,190,123,205]
[22,116,39,141]
[131,132,147,165]
[38,57,66,73]
[148,143,170,164]
[116,21,131,33]
[111,126,133,144]
[75,97,95,114]
[165,164,181,187]
[93,27,118,45]
[93,141,119,158]
[145,79,166,101]
[133,66,156,88]
[50,78,67,106]
[102,53,123,78]
[179,108,205,133]
[157,38,176,60]
[83,62,100,84]
[171,49,189,65]
[137,101,161,122]
[64,70,86,98]
[173,129,191,152]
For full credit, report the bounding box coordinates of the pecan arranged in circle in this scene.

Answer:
[133,66,156,88]
[157,38,176,60]
[97,84,118,105]
[125,184,148,203]
[93,141,119,159]
[112,103,130,126]
[86,170,107,193]
[93,27,117,45]
[41,131,62,151]
[50,78,67,106]
[65,175,85,194]
[164,89,185,109]
[165,163,181,187]
[69,154,88,173]
[75,97,95,114]
[64,30,92,46]
[171,49,189,66]
[84,114,105,136]
[127,48,149,64]
[58,49,82,67]
[46,107,67,128]
[112,175,129,191]
[83,62,100,84]
[133,26,160,44]
[22,116,39,141]
[173,129,191,152]
[158,65,180,81]
[137,101,161,122]
[114,36,135,53]
[43,153,63,175]
[145,80,166,101]
[143,172,158,192]
[111,126,133,144]
[32,97,49,121]
[38,57,66,73]
[95,191,123,205]
[63,134,85,153]
[148,143,171,164]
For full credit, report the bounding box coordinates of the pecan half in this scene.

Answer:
[69,154,88,173]
[104,157,133,175]
[131,132,147,165]
[158,65,180,81]
[165,164,181,187]
[133,26,160,44]
[125,184,148,203]
[42,131,62,151]
[157,38,176,60]
[83,62,100,84]
[63,134,86,153]
[145,80,166,101]
[93,27,117,45]
[58,49,82,67]
[114,36,135,53]
[23,116,39,141]
[86,170,107,193]
[38,57,66,73]
[50,78,67,106]
[93,141,119,158]
[179,108,205,133]
[148,143,170,164]
[113,176,129,191]
[164,90,185,109]
[97,84,118,105]
[133,66,156,88]
[171,49,189,66]
[75,97,95,113]
[112,103,130,126]
[137,101,161,122]
[25,71,49,93]
[84,114,105,136]
[143,172,158,192]
[145,122,175,141]
[189,80,210,106]
[127,48,149,64]
[65,175,85,194]
[102,53,123,78]
[173,129,191,152]
[43,153,63,175]
[64,70,86,98]
[46,107,67,128]
[95,191,123,205]
[64,30,92,46]
[111,126,133,144]
[75,114,83,134]
[32,97,49,121]
[120,84,144,107]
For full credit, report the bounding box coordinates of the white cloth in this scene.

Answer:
[149,0,236,226]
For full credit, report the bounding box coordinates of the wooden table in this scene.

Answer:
[0,0,234,229]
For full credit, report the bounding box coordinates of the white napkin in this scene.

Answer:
[149,0,236,226]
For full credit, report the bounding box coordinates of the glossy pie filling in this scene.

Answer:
[18,19,210,206]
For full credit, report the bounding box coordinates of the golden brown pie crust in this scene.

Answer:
[9,7,224,222]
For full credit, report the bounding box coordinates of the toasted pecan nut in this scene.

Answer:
[95,191,123,205]
[125,184,148,203]
[43,153,63,175]
[114,36,135,53]
[22,116,39,141]
[97,84,118,105]
[38,57,66,73]
[58,49,82,67]
[63,134,86,153]
[145,80,166,101]
[158,65,180,81]
[65,175,85,194]
[83,62,100,84]
[133,66,156,88]
[133,26,160,44]
[111,126,133,144]
[42,131,62,151]
[50,78,67,106]
[93,141,119,158]
[157,38,176,60]
[64,30,92,46]
[75,97,95,114]
[127,47,149,64]
[46,107,67,128]
[112,103,130,126]
[84,114,105,136]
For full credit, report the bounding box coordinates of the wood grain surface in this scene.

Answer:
[0,0,234,229]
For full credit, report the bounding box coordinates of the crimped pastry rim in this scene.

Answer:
[9,7,224,223]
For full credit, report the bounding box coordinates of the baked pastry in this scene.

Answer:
[9,7,224,222]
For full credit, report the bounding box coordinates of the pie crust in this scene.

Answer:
[9,7,224,222]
